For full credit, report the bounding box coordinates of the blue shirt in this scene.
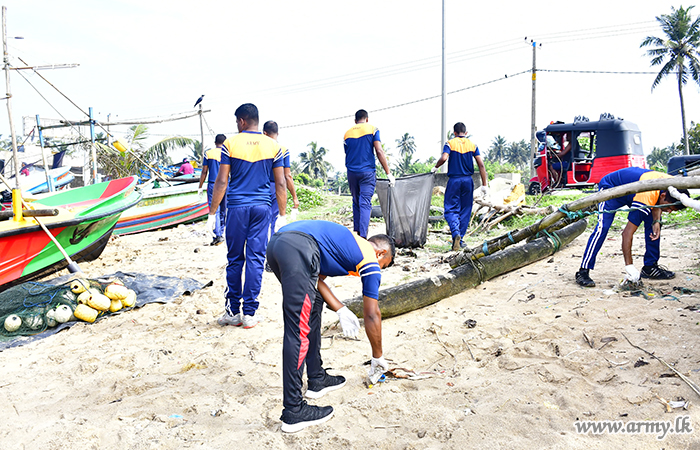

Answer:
[221,131,283,208]
[344,123,381,173]
[204,147,223,184]
[279,220,382,300]
[443,137,480,177]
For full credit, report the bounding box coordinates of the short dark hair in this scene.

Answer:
[368,234,396,267]
[215,134,226,145]
[235,103,259,125]
[453,122,467,134]
[263,120,279,135]
[355,109,368,122]
[663,188,690,211]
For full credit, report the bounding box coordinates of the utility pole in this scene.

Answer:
[529,40,537,180]
[198,101,204,165]
[440,0,446,163]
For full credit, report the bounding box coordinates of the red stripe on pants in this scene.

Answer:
[297,293,312,370]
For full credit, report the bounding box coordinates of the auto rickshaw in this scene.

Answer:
[528,117,647,195]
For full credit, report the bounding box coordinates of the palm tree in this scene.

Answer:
[647,146,679,170]
[395,133,416,159]
[188,140,203,163]
[641,6,700,155]
[506,139,530,169]
[488,135,508,163]
[299,141,333,181]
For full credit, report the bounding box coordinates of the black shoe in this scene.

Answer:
[641,264,675,280]
[280,401,334,433]
[210,236,224,246]
[576,268,595,287]
[264,261,273,273]
[460,238,467,249]
[305,370,346,399]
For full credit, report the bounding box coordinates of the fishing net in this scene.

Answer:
[0,277,117,341]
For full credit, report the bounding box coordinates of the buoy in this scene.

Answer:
[4,315,22,332]
[54,305,73,323]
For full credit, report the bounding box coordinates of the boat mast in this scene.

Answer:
[2,6,22,221]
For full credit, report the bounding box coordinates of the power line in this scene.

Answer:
[539,69,671,75]
[281,70,531,129]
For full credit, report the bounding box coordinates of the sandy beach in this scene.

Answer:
[0,218,699,449]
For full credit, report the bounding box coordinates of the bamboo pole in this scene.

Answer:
[452,176,700,268]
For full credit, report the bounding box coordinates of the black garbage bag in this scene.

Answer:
[376,173,433,248]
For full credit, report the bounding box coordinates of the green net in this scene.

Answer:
[0,278,124,342]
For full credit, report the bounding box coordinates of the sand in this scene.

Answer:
[0,219,699,449]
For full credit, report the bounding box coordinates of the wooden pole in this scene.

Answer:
[452,175,700,268]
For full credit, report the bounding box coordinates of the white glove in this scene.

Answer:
[197,187,204,196]
[205,214,216,239]
[387,174,396,187]
[368,355,389,384]
[336,306,360,338]
[290,207,298,222]
[274,215,287,233]
[624,264,640,282]
[430,166,438,174]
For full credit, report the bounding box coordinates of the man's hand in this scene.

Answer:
[430,166,438,174]
[475,185,490,198]
[290,207,298,222]
[205,214,217,239]
[368,356,388,384]
[625,264,640,282]
[336,306,360,338]
[274,215,287,233]
[650,221,661,241]
[197,186,204,196]
[387,174,396,187]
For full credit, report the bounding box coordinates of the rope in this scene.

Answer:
[463,249,487,284]
[482,241,490,256]
[507,231,515,244]
[541,229,562,252]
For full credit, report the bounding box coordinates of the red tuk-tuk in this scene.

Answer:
[528,117,647,194]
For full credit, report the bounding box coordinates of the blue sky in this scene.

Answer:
[1,0,699,172]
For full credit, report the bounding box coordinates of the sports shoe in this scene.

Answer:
[242,314,263,329]
[641,264,675,280]
[280,401,334,433]
[575,268,595,287]
[217,312,242,327]
[452,235,461,252]
[460,238,467,249]
[305,370,346,399]
[210,236,224,246]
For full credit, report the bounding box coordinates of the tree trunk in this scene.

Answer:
[344,218,587,319]
[679,68,690,156]
[450,175,700,268]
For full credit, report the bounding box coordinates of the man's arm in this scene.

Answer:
[363,296,382,358]
[621,221,639,265]
[650,207,662,241]
[209,164,230,215]
[474,154,487,187]
[434,152,449,169]
[317,277,343,311]
[198,165,209,190]
[273,166,287,216]
[284,167,299,209]
[373,141,391,177]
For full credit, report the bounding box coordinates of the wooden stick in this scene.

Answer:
[622,333,700,398]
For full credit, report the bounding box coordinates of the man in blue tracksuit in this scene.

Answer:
[198,134,227,246]
[575,167,688,287]
[263,120,299,236]
[432,122,488,251]
[343,109,394,238]
[207,103,287,329]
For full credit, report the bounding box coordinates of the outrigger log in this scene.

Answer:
[344,218,587,319]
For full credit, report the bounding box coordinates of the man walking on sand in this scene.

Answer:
[575,167,688,287]
[431,122,488,251]
[198,133,227,246]
[262,120,299,235]
[207,103,287,329]
[344,109,395,238]
[267,220,395,433]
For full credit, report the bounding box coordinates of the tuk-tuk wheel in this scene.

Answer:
[527,182,541,196]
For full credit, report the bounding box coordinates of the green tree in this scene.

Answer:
[506,139,530,169]
[488,135,508,163]
[687,121,700,155]
[641,5,700,155]
[646,146,680,170]
[188,140,203,163]
[299,141,333,181]
[394,133,417,176]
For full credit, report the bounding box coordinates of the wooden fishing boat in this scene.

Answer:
[114,177,208,235]
[0,176,142,291]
